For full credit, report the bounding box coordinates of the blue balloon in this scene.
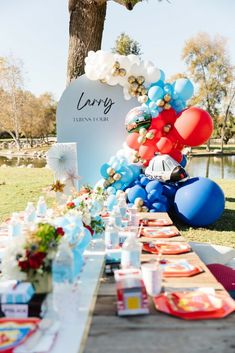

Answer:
[140,176,150,187]
[148,86,164,102]
[146,180,163,194]
[174,177,225,227]
[162,184,178,199]
[100,163,110,178]
[129,164,141,179]
[147,189,161,203]
[159,70,165,82]
[174,78,194,101]
[164,83,173,95]
[127,185,147,203]
[152,202,169,212]
[180,155,187,168]
[107,186,116,195]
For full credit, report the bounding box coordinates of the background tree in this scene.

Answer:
[0,57,24,150]
[182,32,234,150]
[67,0,165,82]
[112,32,142,56]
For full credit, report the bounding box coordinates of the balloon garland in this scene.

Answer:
[84,50,225,227]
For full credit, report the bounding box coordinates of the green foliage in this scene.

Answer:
[112,32,142,57]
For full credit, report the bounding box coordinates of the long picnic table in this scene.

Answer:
[83,212,235,353]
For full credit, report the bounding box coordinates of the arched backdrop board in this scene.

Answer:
[56,75,137,186]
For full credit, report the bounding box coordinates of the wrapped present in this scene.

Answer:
[0,282,35,305]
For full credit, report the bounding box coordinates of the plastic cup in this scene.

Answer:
[141,262,162,296]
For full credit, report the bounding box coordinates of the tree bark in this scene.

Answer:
[67,0,107,83]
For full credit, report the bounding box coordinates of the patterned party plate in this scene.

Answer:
[141,226,179,238]
[143,242,191,255]
[160,259,203,277]
[153,290,235,320]
[140,218,173,227]
[0,318,40,353]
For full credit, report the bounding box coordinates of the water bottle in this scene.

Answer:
[8,212,22,237]
[105,220,119,249]
[24,202,36,223]
[36,196,47,218]
[128,205,139,227]
[117,193,128,218]
[52,239,74,284]
[52,239,74,316]
[110,205,122,228]
[121,232,142,269]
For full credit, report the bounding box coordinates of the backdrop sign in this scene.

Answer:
[57,75,136,185]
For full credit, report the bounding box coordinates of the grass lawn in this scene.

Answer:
[0,168,234,248]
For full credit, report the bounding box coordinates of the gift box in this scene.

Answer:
[1,294,47,318]
[0,281,35,304]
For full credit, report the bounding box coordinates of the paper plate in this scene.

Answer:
[160,260,203,277]
[0,318,40,353]
[143,242,191,255]
[141,226,179,238]
[140,219,173,227]
[153,291,235,320]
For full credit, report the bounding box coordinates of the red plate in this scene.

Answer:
[140,219,173,227]
[143,242,191,255]
[153,291,235,320]
[161,260,203,277]
[141,226,179,238]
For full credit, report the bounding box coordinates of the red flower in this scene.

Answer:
[56,227,65,236]
[67,202,75,209]
[28,252,46,270]
[18,259,30,271]
[83,224,94,236]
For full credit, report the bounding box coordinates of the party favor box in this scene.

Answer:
[114,269,149,316]
[0,281,35,304]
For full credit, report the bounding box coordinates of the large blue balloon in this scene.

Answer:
[146,180,163,194]
[148,86,164,102]
[127,185,147,203]
[174,78,194,101]
[174,177,225,227]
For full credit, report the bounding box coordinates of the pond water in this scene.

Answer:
[0,155,234,179]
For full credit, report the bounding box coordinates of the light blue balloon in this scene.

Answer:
[112,160,121,170]
[148,86,164,102]
[149,101,157,110]
[112,181,124,190]
[164,83,173,95]
[107,194,117,211]
[129,164,141,179]
[150,108,159,118]
[100,163,110,178]
[174,78,194,101]
[107,186,116,195]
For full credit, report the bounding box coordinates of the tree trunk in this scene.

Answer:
[67,0,107,83]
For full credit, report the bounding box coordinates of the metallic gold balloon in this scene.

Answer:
[146,131,155,139]
[134,197,144,206]
[139,127,147,135]
[137,136,146,144]
[142,206,149,212]
[119,68,126,77]
[113,61,120,69]
[107,167,115,176]
[128,75,136,84]
[131,82,139,91]
[164,103,171,110]
[164,94,171,102]
[108,177,115,184]
[136,76,145,85]
[113,173,121,181]
[156,99,165,107]
[163,124,172,133]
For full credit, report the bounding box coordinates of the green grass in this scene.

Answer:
[0,167,54,222]
[0,168,234,248]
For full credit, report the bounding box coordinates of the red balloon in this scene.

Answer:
[126,133,140,151]
[156,137,173,154]
[150,117,165,130]
[169,149,183,163]
[139,140,157,160]
[160,108,177,124]
[174,107,213,147]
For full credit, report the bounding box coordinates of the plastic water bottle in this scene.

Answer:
[117,193,128,218]
[52,239,74,316]
[105,220,119,249]
[110,205,122,228]
[128,205,139,227]
[72,244,84,280]
[24,202,36,223]
[52,239,74,284]
[121,232,142,269]
[36,196,47,218]
[8,212,22,237]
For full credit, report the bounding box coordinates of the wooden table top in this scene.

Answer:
[83,212,235,353]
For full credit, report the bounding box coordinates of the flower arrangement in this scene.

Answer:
[2,223,64,284]
[64,185,106,235]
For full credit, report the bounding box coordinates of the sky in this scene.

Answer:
[0,0,234,100]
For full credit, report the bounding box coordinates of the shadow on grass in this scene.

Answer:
[170,207,235,232]
[226,197,235,203]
